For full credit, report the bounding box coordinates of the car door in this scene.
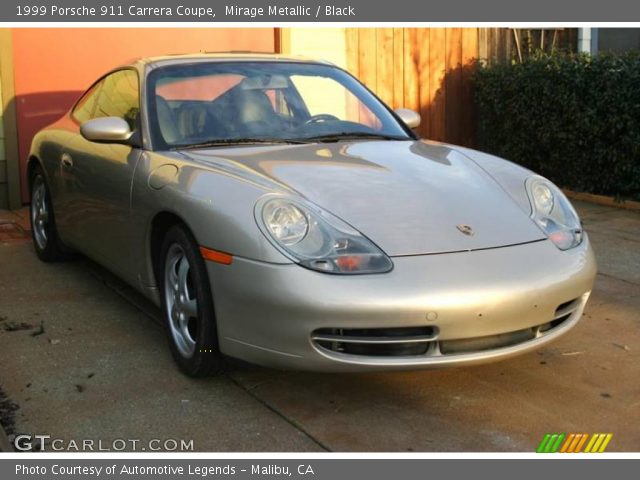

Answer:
[50,79,103,239]
[61,69,144,282]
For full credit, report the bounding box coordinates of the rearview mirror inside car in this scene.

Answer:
[240,74,289,90]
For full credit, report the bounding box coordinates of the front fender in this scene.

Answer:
[451,145,534,216]
[131,151,292,290]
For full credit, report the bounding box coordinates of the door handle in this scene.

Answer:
[61,153,73,168]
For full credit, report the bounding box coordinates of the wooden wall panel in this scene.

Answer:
[346,27,479,146]
[402,29,420,114]
[358,29,378,93]
[376,29,394,106]
[461,28,479,146]
[428,28,446,141]
[418,29,433,139]
[445,28,463,145]
[392,28,405,109]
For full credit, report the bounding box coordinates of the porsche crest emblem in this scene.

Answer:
[456,224,474,236]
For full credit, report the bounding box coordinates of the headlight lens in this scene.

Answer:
[526,177,583,250]
[257,197,393,274]
[263,202,308,246]
[531,182,554,215]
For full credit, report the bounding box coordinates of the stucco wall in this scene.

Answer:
[0,73,7,209]
[285,28,348,69]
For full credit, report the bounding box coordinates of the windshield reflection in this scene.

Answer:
[147,61,413,149]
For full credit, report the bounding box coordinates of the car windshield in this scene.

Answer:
[146,61,413,149]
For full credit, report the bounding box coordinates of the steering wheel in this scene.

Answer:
[304,114,340,125]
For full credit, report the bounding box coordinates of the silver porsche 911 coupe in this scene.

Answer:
[29,54,597,376]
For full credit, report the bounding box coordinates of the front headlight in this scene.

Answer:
[256,197,393,274]
[526,176,583,250]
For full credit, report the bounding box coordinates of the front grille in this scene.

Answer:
[439,313,571,354]
[555,297,581,317]
[312,297,582,358]
[311,326,438,357]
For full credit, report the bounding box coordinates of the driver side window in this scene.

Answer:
[71,81,103,124]
[71,70,140,131]
[93,70,140,131]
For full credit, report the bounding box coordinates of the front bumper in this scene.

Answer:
[206,237,597,372]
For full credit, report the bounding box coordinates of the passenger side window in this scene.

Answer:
[71,81,103,124]
[93,70,140,130]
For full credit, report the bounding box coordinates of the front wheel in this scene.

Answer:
[30,166,67,262]
[160,225,224,377]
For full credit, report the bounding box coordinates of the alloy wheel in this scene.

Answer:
[31,176,49,250]
[164,244,199,358]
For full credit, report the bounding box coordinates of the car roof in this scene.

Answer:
[130,52,334,69]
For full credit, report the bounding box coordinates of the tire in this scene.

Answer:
[30,166,67,262]
[159,224,224,377]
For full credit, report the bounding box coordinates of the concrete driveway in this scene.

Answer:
[0,201,638,452]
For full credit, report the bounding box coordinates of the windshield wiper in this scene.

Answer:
[172,138,309,150]
[296,132,410,143]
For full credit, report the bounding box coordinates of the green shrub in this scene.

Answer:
[473,51,640,201]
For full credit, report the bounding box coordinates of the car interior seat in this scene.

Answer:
[155,96,181,145]
[229,89,282,136]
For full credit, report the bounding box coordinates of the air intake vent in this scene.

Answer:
[312,326,439,357]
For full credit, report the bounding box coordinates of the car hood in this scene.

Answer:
[183,140,545,256]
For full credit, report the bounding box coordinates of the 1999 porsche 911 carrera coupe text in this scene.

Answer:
[28,54,597,376]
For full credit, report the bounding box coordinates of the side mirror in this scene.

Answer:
[394,108,421,130]
[80,117,133,143]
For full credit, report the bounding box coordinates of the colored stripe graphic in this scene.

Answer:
[585,433,614,453]
[538,433,612,453]
[545,434,559,453]
[592,433,606,452]
[536,434,552,453]
[567,433,583,453]
[559,433,575,453]
[574,433,589,453]
[584,434,598,453]
[598,434,613,453]
[550,433,565,453]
